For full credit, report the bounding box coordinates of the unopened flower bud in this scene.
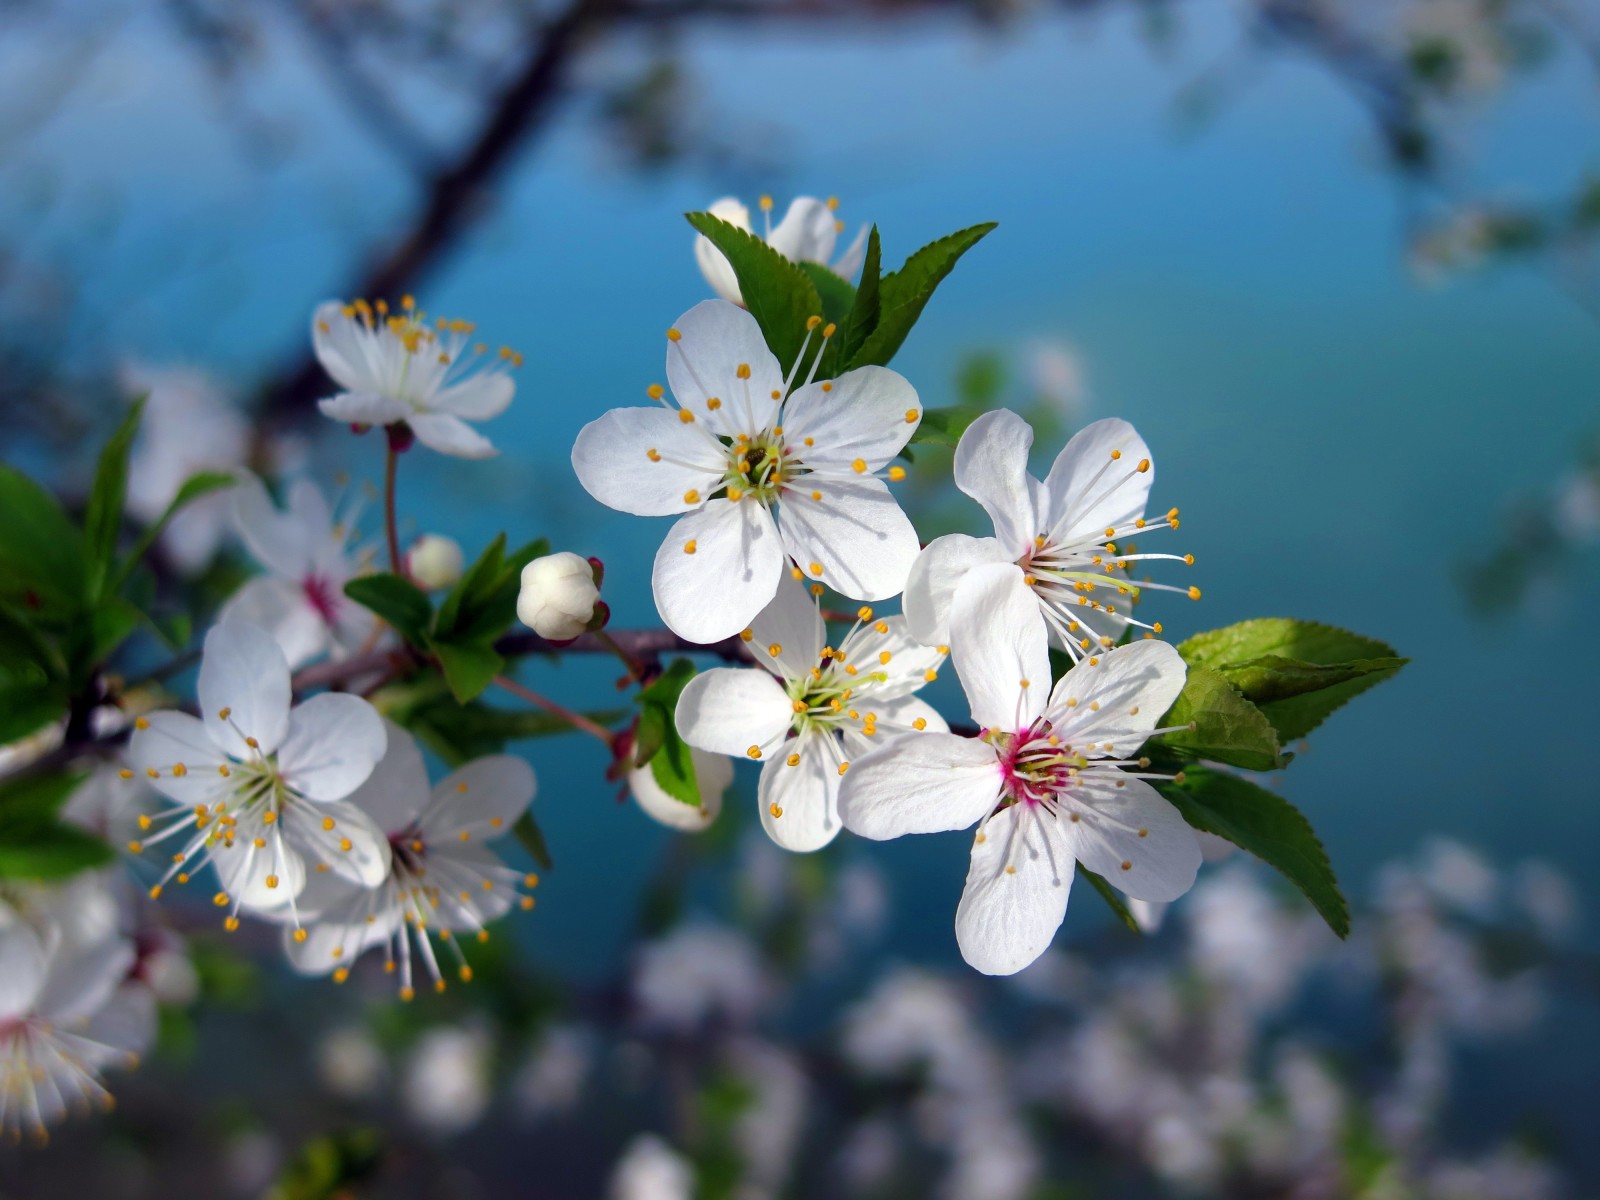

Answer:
[408,534,464,590]
[518,552,601,641]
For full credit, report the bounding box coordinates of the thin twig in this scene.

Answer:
[493,674,615,746]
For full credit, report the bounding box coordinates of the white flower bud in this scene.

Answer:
[518,552,600,641]
[407,534,464,590]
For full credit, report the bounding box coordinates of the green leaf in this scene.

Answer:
[0,823,114,880]
[634,658,700,806]
[797,262,856,325]
[88,596,146,667]
[265,1128,385,1200]
[454,537,549,645]
[1178,618,1396,669]
[1080,867,1142,934]
[0,604,62,680]
[344,574,433,646]
[405,694,627,765]
[686,211,823,373]
[1219,655,1408,742]
[0,465,86,616]
[436,533,506,640]
[112,470,237,591]
[910,406,982,448]
[513,811,555,872]
[837,225,882,367]
[0,771,84,828]
[847,222,997,370]
[84,398,145,601]
[0,679,67,745]
[434,641,504,704]
[1154,665,1282,771]
[1161,766,1349,937]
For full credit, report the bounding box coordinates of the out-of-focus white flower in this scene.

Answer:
[842,969,974,1080]
[727,1038,808,1199]
[1554,472,1600,543]
[1026,340,1086,419]
[609,1133,695,1200]
[835,1118,900,1194]
[127,622,390,926]
[515,1024,594,1120]
[283,723,537,998]
[0,879,154,1140]
[1425,1147,1563,1200]
[695,194,868,306]
[904,410,1194,659]
[312,296,519,459]
[843,569,1197,976]
[220,476,378,671]
[1188,866,1325,1014]
[630,747,732,832]
[1415,838,1499,918]
[406,534,464,590]
[1510,860,1577,942]
[517,552,601,641]
[316,1026,387,1099]
[60,765,158,851]
[0,719,66,778]
[677,575,946,852]
[571,300,923,643]
[120,363,246,574]
[632,923,768,1033]
[402,1025,492,1134]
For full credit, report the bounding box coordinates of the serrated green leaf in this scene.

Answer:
[0,822,114,880]
[453,537,549,645]
[1155,665,1282,771]
[797,261,856,380]
[84,398,144,601]
[1177,618,1396,670]
[1080,867,1143,934]
[0,465,86,617]
[1160,766,1349,937]
[513,810,554,873]
[1219,655,1407,742]
[910,406,983,448]
[344,573,433,646]
[112,470,237,592]
[847,222,997,370]
[837,226,882,366]
[635,658,700,805]
[686,211,823,374]
[434,641,504,703]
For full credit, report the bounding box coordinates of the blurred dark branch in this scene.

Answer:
[278,0,443,172]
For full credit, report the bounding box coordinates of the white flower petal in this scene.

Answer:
[781,367,920,469]
[427,843,519,930]
[1039,417,1153,545]
[1066,775,1199,903]
[83,984,156,1061]
[652,500,784,644]
[421,755,536,841]
[694,198,752,305]
[572,407,724,517]
[233,474,312,579]
[953,409,1040,554]
[312,301,382,394]
[675,668,793,758]
[34,935,134,1023]
[902,533,1012,647]
[199,622,292,758]
[287,900,396,976]
[839,732,1001,839]
[341,721,431,835]
[758,732,843,852]
[665,300,784,433]
[1047,639,1188,757]
[318,391,412,425]
[839,615,947,701]
[306,800,392,888]
[0,915,46,1020]
[631,748,730,832]
[748,572,826,681]
[214,838,308,911]
[768,196,836,264]
[948,563,1050,733]
[278,693,387,802]
[218,576,328,671]
[128,712,231,805]
[431,373,514,420]
[776,475,919,602]
[955,803,1075,976]
[409,412,498,459]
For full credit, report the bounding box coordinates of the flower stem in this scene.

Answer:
[593,628,647,682]
[493,675,615,747]
[383,439,405,575]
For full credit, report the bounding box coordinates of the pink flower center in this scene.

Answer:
[302,574,341,625]
[995,720,1076,808]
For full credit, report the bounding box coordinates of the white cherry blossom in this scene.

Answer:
[219,476,378,670]
[675,573,946,852]
[312,296,520,459]
[695,194,868,306]
[573,300,924,643]
[126,621,390,930]
[0,880,153,1142]
[282,723,537,1000]
[841,564,1200,975]
[904,410,1197,662]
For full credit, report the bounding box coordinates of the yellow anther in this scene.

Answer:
[736,363,751,379]
[740,628,754,642]
[213,891,229,907]
[759,195,774,211]
[747,745,763,759]
[293,929,308,944]
[851,459,867,474]
[145,767,159,779]
[806,315,821,330]
[340,838,353,851]
[647,448,662,462]
[822,323,836,337]
[768,642,783,657]
[684,489,701,504]
[520,896,536,911]
[888,466,906,482]
[1184,554,1195,565]
[1121,860,1133,871]
[791,566,804,580]
[878,651,892,665]
[678,409,695,424]
[924,669,938,682]
[820,382,833,393]
[769,803,783,819]
[322,817,336,831]
[684,540,698,555]
[224,916,240,932]
[265,874,280,889]
[135,717,150,731]
[786,753,801,767]
[809,562,823,576]
[707,397,722,411]
[912,718,928,731]
[1137,458,1151,473]
[1110,449,1122,460]
[837,762,850,776]
[904,409,919,423]
[218,765,231,777]
[119,769,134,781]
[1188,586,1202,600]
[262,811,277,824]
[811,490,822,501]
[647,383,664,399]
